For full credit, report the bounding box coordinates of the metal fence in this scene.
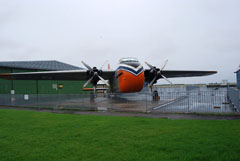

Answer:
[153,90,232,113]
[0,87,237,114]
[227,87,240,112]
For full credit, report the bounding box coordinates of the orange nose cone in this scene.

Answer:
[118,70,145,93]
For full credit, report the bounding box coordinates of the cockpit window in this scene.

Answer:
[119,58,139,63]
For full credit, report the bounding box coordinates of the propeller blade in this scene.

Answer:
[100,60,108,70]
[145,61,154,69]
[161,74,173,84]
[160,59,168,71]
[145,60,172,87]
[98,75,110,86]
[149,75,158,87]
[83,75,94,88]
[149,86,153,93]
[81,61,92,71]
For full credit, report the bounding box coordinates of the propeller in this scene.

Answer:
[145,60,172,89]
[100,60,108,70]
[81,61,110,89]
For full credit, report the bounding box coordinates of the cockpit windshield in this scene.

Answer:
[119,57,139,63]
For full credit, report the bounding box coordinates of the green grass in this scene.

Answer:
[0,109,240,161]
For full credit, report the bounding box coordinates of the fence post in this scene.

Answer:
[145,93,148,113]
[37,94,40,110]
[187,91,190,113]
[238,91,240,111]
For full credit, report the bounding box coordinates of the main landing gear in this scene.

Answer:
[152,90,159,101]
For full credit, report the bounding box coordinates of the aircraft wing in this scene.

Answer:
[0,70,115,80]
[144,70,217,82]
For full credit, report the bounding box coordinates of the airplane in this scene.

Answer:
[0,57,217,97]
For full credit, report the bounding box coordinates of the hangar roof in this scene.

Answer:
[0,60,82,71]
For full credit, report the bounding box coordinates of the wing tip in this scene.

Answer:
[0,73,13,80]
[210,71,217,74]
[0,73,11,76]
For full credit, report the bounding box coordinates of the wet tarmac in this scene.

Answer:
[0,87,237,114]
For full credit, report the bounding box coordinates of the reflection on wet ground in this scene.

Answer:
[0,87,236,113]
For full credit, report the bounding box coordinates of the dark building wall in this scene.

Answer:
[0,68,11,94]
[237,71,240,89]
[0,67,91,94]
[12,68,38,94]
[37,80,91,94]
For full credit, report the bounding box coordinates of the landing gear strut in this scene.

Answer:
[152,90,159,101]
[90,92,95,103]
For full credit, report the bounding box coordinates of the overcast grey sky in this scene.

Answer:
[0,0,239,84]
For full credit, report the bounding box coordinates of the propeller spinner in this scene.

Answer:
[81,61,110,89]
[145,60,172,89]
